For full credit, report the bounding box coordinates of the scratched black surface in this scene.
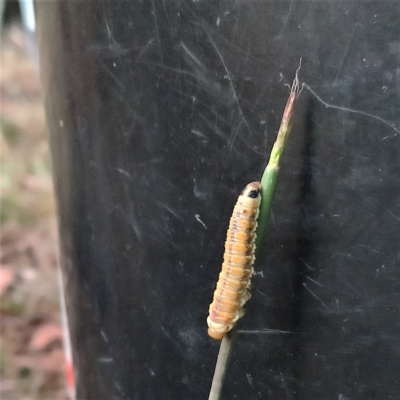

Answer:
[36,1,400,399]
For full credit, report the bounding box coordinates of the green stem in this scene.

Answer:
[255,165,279,250]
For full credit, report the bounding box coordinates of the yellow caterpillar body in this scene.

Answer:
[207,181,261,340]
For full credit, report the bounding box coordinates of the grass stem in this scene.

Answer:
[208,64,301,400]
[208,333,233,400]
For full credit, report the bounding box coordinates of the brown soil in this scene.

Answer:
[1,23,68,400]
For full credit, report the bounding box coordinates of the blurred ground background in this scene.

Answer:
[1,15,68,400]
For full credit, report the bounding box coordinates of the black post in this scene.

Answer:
[36,2,400,399]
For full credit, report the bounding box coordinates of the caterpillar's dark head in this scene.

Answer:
[241,181,261,199]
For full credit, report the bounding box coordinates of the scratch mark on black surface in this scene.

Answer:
[114,206,143,242]
[279,369,291,397]
[198,114,227,139]
[255,289,269,300]
[99,4,131,89]
[93,4,129,57]
[180,42,206,70]
[348,184,400,223]
[270,210,276,227]
[98,60,125,90]
[322,308,364,315]
[334,24,358,83]
[114,382,125,396]
[316,322,330,335]
[305,84,400,138]
[204,30,248,125]
[156,202,182,220]
[386,209,400,222]
[232,1,245,36]
[194,214,207,229]
[246,373,253,387]
[302,282,329,309]
[160,209,173,240]
[302,274,325,287]
[238,329,294,335]
[250,83,270,113]
[138,61,195,78]
[299,258,314,270]
[100,330,108,342]
[161,326,182,350]
[343,244,380,254]
[97,357,114,363]
[88,43,129,57]
[150,0,162,57]
[254,270,265,278]
[176,261,184,275]
[367,291,400,304]
[275,0,294,39]
[344,281,360,296]
[114,168,133,180]
[191,129,208,140]
[137,38,155,60]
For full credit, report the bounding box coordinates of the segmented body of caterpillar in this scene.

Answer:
[207,181,262,340]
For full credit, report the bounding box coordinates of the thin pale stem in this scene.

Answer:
[208,332,234,400]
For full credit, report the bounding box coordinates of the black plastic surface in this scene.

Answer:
[36,2,400,399]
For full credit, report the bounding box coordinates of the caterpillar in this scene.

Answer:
[207,181,262,340]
